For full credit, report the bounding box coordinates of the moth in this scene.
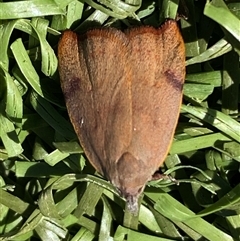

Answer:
[58,19,185,213]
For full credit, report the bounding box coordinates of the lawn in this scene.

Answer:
[0,0,240,240]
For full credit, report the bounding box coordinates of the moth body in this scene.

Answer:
[58,20,185,213]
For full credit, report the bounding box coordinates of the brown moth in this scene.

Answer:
[58,20,185,213]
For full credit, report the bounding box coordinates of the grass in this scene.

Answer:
[0,0,240,240]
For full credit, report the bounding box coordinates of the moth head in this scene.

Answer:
[108,152,152,213]
[119,184,145,215]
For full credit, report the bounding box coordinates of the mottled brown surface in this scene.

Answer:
[58,20,185,213]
